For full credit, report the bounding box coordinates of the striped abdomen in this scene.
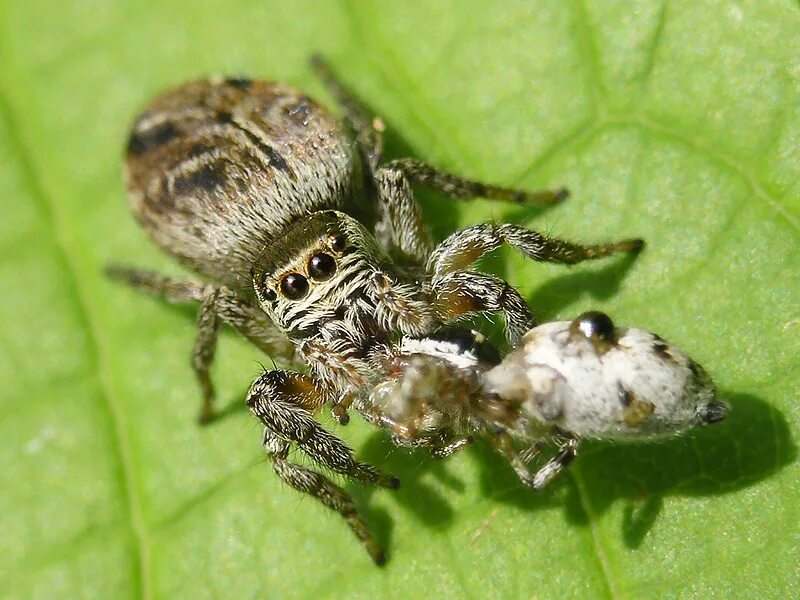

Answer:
[125,77,365,290]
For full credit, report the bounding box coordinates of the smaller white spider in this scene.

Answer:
[371,311,728,491]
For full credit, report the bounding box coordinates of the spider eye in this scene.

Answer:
[331,234,347,253]
[279,273,309,300]
[571,311,616,344]
[308,252,337,281]
[261,287,277,302]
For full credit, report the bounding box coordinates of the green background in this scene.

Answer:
[1,1,798,598]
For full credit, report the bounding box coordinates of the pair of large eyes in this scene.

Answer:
[264,251,338,302]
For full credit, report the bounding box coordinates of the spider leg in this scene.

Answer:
[248,370,398,485]
[310,54,383,169]
[105,264,210,302]
[428,223,644,277]
[390,431,474,459]
[433,270,535,345]
[192,293,221,423]
[107,265,294,423]
[369,271,438,336]
[248,370,398,564]
[430,437,474,458]
[262,428,388,565]
[373,165,434,266]
[370,160,570,268]
[531,434,581,490]
[387,158,568,206]
[492,429,580,490]
[490,432,541,489]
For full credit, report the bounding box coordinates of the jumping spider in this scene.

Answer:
[376,313,726,495]
[107,56,710,564]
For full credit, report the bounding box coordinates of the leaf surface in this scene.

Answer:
[0,1,797,598]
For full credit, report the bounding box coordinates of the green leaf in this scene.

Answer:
[1,1,798,598]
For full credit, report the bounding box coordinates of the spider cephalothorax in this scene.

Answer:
[253,209,435,345]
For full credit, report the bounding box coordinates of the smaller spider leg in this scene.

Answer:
[518,443,544,465]
[387,158,568,206]
[246,369,399,489]
[491,431,541,489]
[433,270,535,345]
[430,437,474,458]
[390,432,474,459]
[373,165,434,265]
[310,54,383,169]
[262,429,387,566]
[299,338,374,425]
[427,223,644,278]
[194,287,300,423]
[531,434,581,490]
[107,265,220,423]
[106,266,292,359]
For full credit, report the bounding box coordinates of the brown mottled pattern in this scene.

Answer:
[125,78,365,290]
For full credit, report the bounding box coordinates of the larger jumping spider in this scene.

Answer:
[108,56,686,564]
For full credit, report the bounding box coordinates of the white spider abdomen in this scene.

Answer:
[483,317,726,440]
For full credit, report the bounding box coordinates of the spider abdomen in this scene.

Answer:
[125,77,366,290]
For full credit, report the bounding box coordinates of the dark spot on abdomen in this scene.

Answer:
[619,387,634,406]
[652,341,675,362]
[217,111,294,177]
[687,359,704,379]
[258,143,291,175]
[225,77,252,90]
[128,121,179,155]
[173,160,227,195]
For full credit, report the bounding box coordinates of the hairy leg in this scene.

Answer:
[531,434,581,489]
[388,158,568,205]
[369,271,438,336]
[490,432,542,489]
[491,431,581,490]
[373,165,434,265]
[391,432,474,459]
[105,264,210,302]
[107,265,292,357]
[432,270,536,345]
[247,370,398,487]
[371,160,569,267]
[263,428,388,565]
[107,265,294,422]
[193,293,221,423]
[248,370,398,564]
[428,222,644,277]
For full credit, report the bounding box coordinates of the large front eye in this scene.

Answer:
[279,273,309,300]
[573,311,615,341]
[308,252,337,281]
[570,311,617,353]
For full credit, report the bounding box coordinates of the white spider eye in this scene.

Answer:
[483,318,727,440]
